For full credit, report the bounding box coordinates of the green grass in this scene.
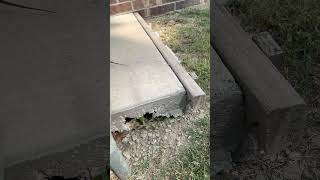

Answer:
[156,117,210,180]
[150,7,210,94]
[229,0,320,103]
[148,7,210,179]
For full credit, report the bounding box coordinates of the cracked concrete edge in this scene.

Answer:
[134,12,206,112]
[111,91,187,132]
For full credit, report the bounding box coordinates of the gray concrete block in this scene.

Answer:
[211,4,307,153]
[252,31,284,69]
[211,47,245,152]
[211,47,245,175]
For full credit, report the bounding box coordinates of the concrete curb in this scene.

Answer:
[134,12,206,112]
[211,4,307,153]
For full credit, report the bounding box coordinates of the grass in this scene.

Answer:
[157,117,210,179]
[150,7,210,94]
[147,6,210,179]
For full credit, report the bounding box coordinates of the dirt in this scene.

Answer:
[110,101,209,180]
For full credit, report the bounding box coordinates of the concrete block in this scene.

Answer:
[211,47,245,152]
[252,31,284,69]
[211,47,245,175]
[211,4,307,153]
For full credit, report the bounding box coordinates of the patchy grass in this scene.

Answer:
[149,7,210,94]
[140,6,210,179]
[156,116,210,179]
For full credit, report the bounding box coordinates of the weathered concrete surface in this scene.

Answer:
[134,13,206,112]
[252,31,284,69]
[110,13,186,132]
[211,4,307,153]
[211,47,245,151]
[0,1,108,178]
[210,47,245,174]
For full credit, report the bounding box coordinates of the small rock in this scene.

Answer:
[123,151,131,160]
[141,132,147,138]
[167,20,175,26]
[168,124,171,128]
[122,136,129,144]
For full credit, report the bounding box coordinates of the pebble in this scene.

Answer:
[123,151,131,160]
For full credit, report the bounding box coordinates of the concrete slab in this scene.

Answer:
[110,13,187,132]
[0,1,107,178]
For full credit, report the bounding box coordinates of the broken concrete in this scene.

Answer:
[110,13,187,132]
[0,1,108,178]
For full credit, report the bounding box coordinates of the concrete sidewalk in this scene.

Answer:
[110,13,187,132]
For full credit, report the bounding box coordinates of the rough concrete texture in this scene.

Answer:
[0,0,108,178]
[211,4,307,153]
[252,31,284,69]
[134,12,206,112]
[110,13,186,132]
[211,47,245,174]
[211,47,245,151]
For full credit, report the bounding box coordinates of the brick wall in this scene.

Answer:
[110,0,206,17]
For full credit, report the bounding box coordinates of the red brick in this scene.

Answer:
[162,0,179,4]
[150,3,174,16]
[132,0,145,10]
[110,0,118,4]
[176,0,200,9]
[110,2,132,15]
[148,0,157,7]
